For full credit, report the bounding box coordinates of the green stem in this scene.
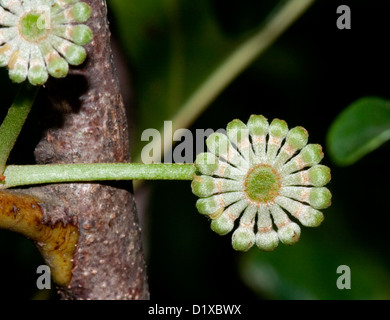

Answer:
[1,163,196,189]
[0,82,39,175]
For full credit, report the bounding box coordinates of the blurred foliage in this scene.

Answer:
[327,97,390,166]
[109,0,307,162]
[109,0,237,158]
[1,0,390,300]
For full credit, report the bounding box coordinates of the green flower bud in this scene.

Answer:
[307,165,331,187]
[232,227,256,252]
[308,187,332,209]
[277,222,301,245]
[194,152,244,180]
[247,114,269,136]
[276,196,324,227]
[194,152,219,176]
[206,132,230,157]
[266,119,288,162]
[281,165,331,187]
[71,2,92,23]
[227,119,254,164]
[274,126,309,168]
[191,175,243,198]
[280,186,332,209]
[0,0,93,85]
[211,213,234,235]
[301,144,324,166]
[28,46,49,86]
[247,114,269,160]
[206,132,248,169]
[286,126,309,150]
[192,114,331,251]
[281,144,324,175]
[211,200,248,235]
[46,54,69,78]
[231,206,256,251]
[195,192,244,216]
[60,24,93,46]
[227,119,248,145]
[256,230,279,251]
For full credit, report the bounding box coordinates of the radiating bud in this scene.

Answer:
[211,200,247,235]
[194,152,219,175]
[0,0,93,85]
[191,175,243,198]
[232,227,256,252]
[195,192,244,216]
[277,221,301,245]
[192,114,331,251]
[256,229,279,251]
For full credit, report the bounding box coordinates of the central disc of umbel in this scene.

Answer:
[19,11,50,43]
[244,164,280,204]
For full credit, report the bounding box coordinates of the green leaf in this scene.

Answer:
[327,97,390,166]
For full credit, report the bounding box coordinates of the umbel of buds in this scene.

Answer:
[192,115,331,252]
[0,0,93,85]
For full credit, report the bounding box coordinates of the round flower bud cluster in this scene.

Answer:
[192,115,331,252]
[0,0,93,85]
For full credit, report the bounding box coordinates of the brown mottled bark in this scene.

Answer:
[19,0,149,299]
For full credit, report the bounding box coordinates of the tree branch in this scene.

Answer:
[19,0,149,299]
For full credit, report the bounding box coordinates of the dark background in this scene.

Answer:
[0,0,389,299]
[145,0,390,300]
